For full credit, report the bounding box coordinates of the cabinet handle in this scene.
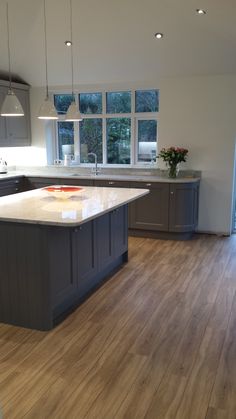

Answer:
[15,188,19,192]
[108,181,115,185]
[14,180,20,184]
[146,183,151,186]
[170,191,174,195]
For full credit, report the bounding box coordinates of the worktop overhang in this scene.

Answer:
[0,186,149,227]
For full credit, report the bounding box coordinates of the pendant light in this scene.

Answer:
[38,0,58,120]
[65,0,82,121]
[1,2,24,117]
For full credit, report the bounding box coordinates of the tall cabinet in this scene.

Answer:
[0,80,31,147]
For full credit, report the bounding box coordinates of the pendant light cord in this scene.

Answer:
[69,0,75,101]
[43,0,49,99]
[6,2,12,90]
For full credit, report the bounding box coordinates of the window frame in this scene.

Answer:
[52,88,159,167]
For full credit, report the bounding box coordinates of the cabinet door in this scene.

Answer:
[0,87,7,143]
[97,212,113,269]
[5,88,31,146]
[73,221,97,296]
[169,183,199,232]
[129,182,169,231]
[48,228,77,308]
[112,205,128,256]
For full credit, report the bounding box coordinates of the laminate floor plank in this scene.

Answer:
[0,235,236,419]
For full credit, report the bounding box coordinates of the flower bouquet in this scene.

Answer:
[157,147,188,178]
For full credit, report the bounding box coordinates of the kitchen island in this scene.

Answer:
[0,186,148,330]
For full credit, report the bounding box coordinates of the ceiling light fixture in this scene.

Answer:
[65,0,82,122]
[65,40,72,46]
[38,0,58,120]
[154,33,163,39]
[196,9,206,15]
[1,2,24,117]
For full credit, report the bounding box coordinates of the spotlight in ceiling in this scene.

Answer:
[65,40,72,46]
[154,33,163,39]
[196,9,206,15]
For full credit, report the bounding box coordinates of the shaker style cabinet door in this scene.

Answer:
[129,182,169,231]
[72,221,98,296]
[5,88,31,146]
[112,205,128,256]
[0,87,7,143]
[0,83,31,147]
[169,183,198,232]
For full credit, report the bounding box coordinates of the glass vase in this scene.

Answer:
[168,163,179,178]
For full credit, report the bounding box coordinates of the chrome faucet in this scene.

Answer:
[88,152,100,176]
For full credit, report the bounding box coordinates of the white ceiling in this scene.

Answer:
[0,0,236,87]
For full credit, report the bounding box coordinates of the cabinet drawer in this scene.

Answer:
[94,180,130,188]
[129,181,165,189]
[60,178,94,187]
[26,177,60,190]
[0,177,24,196]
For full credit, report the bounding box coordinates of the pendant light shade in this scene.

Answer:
[0,3,24,117]
[1,89,24,117]
[65,102,82,121]
[65,0,82,122]
[37,0,58,120]
[38,97,58,120]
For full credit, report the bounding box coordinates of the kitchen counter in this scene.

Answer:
[0,168,200,183]
[0,186,148,330]
[0,186,148,226]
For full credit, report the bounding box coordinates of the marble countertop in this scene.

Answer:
[0,186,149,227]
[0,170,200,183]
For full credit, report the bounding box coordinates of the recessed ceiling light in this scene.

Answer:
[154,33,163,39]
[65,40,72,46]
[196,9,206,15]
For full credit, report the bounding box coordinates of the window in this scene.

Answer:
[107,118,131,164]
[137,119,157,163]
[135,90,159,112]
[54,89,158,165]
[80,119,103,163]
[79,93,102,114]
[106,91,131,114]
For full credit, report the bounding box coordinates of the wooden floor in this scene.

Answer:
[1,235,236,419]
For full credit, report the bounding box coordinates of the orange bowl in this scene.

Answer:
[43,185,84,199]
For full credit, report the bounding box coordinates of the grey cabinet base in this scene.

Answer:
[0,206,128,331]
[53,252,128,326]
[129,228,195,240]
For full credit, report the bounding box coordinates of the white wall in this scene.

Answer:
[159,74,236,235]
[2,74,236,235]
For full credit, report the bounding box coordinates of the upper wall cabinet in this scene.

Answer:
[0,80,31,147]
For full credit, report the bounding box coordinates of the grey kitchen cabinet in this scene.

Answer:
[0,81,31,147]
[73,205,128,298]
[129,181,169,231]
[169,182,199,233]
[73,221,98,295]
[0,86,7,142]
[25,177,60,190]
[0,177,24,197]
[128,180,200,238]
[112,205,128,256]
[0,204,129,330]
[60,177,94,187]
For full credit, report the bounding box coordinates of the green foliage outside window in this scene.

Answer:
[80,119,103,163]
[54,94,73,114]
[107,118,131,164]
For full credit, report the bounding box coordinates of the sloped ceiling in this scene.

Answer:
[0,0,236,87]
